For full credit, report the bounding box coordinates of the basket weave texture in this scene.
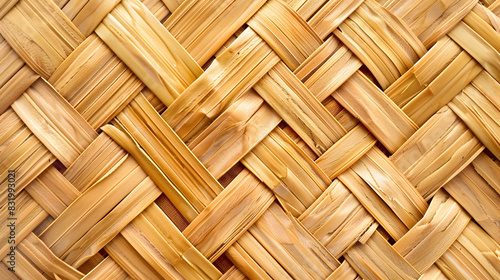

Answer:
[1,0,500,278]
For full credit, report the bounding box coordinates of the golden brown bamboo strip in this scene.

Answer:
[96,0,202,107]
[62,0,120,36]
[384,0,476,47]
[63,133,127,192]
[334,72,418,153]
[0,263,17,280]
[114,93,223,213]
[324,261,358,280]
[0,0,18,18]
[39,156,159,265]
[444,155,500,243]
[316,125,376,179]
[339,168,408,240]
[255,62,346,155]
[11,79,97,167]
[418,265,449,280]
[307,0,363,40]
[164,0,266,65]
[393,190,471,273]
[49,34,144,129]
[392,106,484,200]
[300,41,362,102]
[161,0,183,14]
[225,241,274,280]
[352,148,428,228]
[220,267,247,280]
[345,231,421,280]
[131,204,222,279]
[299,180,376,258]
[188,90,281,179]
[162,27,279,143]
[471,153,500,195]
[105,235,166,280]
[0,0,84,79]
[141,0,170,22]
[436,222,500,279]
[334,0,426,89]
[247,203,340,279]
[184,170,274,261]
[448,9,500,82]
[242,128,330,216]
[17,233,84,280]
[322,96,360,132]
[0,191,48,257]
[0,35,38,114]
[5,251,46,279]
[248,0,322,70]
[24,166,80,218]
[0,111,55,220]
[385,38,482,126]
[449,71,500,159]
[81,257,130,280]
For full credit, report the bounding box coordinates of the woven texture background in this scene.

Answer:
[1,0,500,279]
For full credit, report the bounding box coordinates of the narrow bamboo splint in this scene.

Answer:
[1,0,500,279]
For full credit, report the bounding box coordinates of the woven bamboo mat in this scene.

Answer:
[1,0,500,278]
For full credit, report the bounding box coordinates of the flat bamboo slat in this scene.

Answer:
[1,0,500,279]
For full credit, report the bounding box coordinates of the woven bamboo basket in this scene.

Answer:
[1,0,500,278]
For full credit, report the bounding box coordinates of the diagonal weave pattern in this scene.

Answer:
[1,0,500,278]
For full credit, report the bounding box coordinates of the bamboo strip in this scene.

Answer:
[81,257,130,280]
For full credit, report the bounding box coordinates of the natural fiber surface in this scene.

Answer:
[1,0,500,279]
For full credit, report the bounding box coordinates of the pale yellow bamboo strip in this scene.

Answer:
[0,65,37,115]
[118,225,185,279]
[299,180,375,258]
[397,45,481,126]
[392,106,484,200]
[82,257,130,280]
[444,158,500,243]
[95,0,202,106]
[248,0,322,70]
[164,0,266,65]
[132,204,222,280]
[61,177,160,267]
[105,235,165,280]
[418,265,449,280]
[338,169,408,240]
[436,222,500,279]
[255,62,346,155]
[62,0,120,36]
[0,191,48,257]
[17,233,84,280]
[39,156,145,254]
[0,262,19,279]
[294,36,342,83]
[11,79,97,167]
[24,166,80,218]
[0,0,84,78]
[49,34,144,129]
[0,0,18,18]
[162,27,279,143]
[448,21,500,82]
[345,231,420,280]
[393,190,471,273]
[161,0,183,14]
[63,133,127,192]
[242,128,331,216]
[184,170,274,261]
[188,90,281,179]
[248,203,340,279]
[302,44,362,102]
[102,123,200,221]
[307,0,363,40]
[334,0,426,89]
[116,92,223,209]
[334,72,418,153]
[0,109,55,195]
[471,152,500,195]
[316,125,376,179]
[225,239,275,280]
[385,0,476,47]
[449,71,500,159]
